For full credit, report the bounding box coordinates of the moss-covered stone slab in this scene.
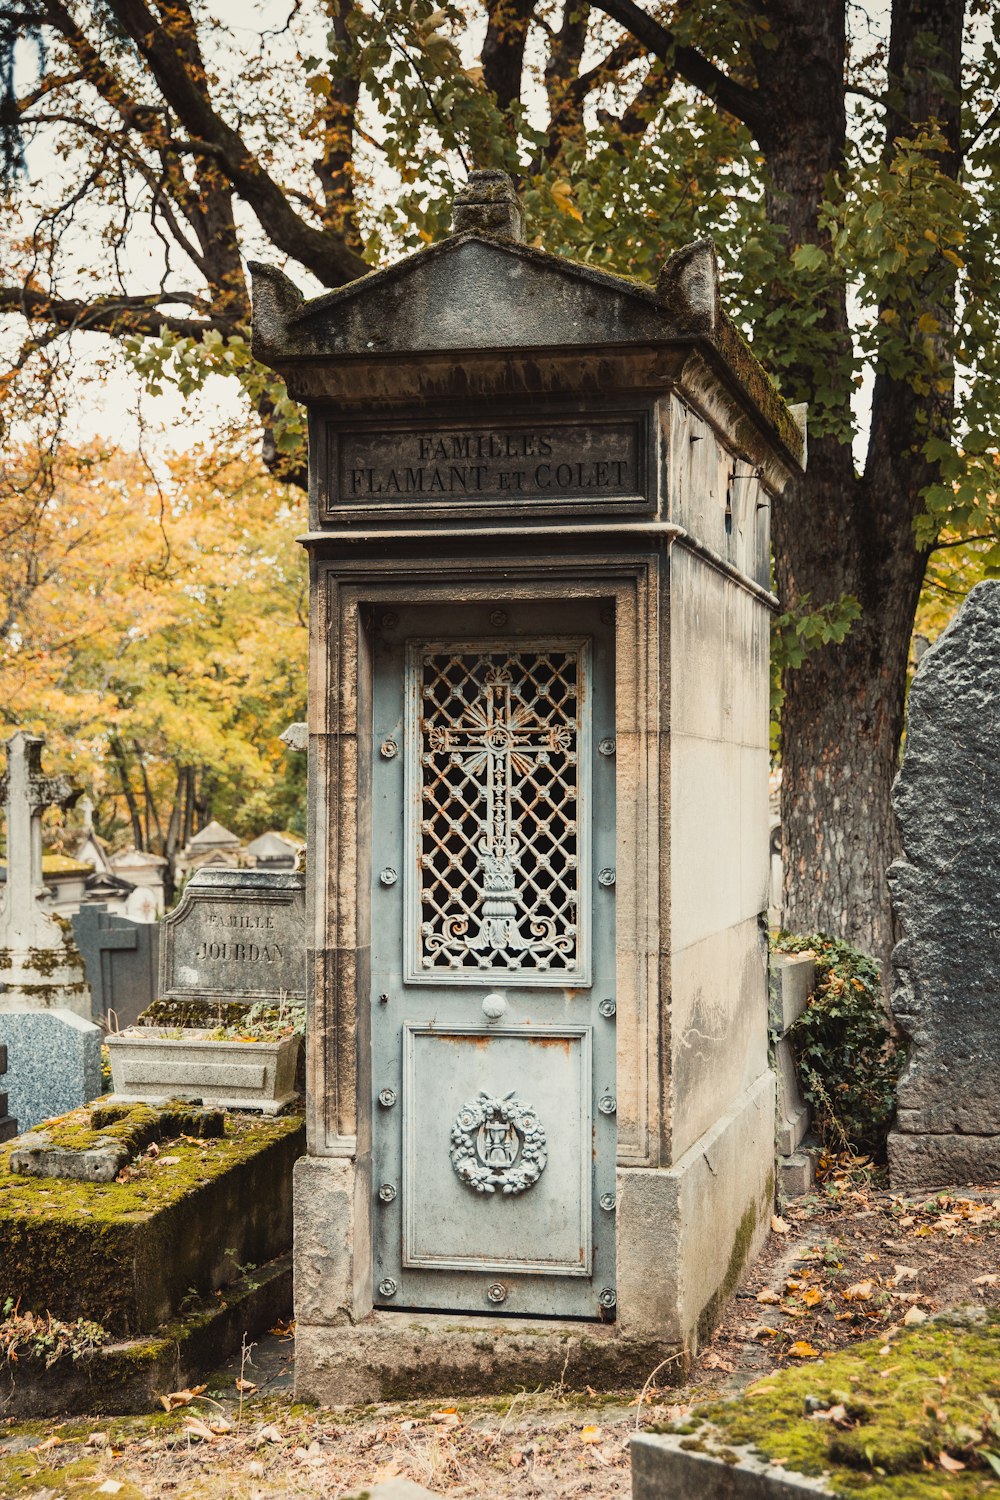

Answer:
[0,1106,303,1335]
[10,1101,224,1182]
[636,1310,1000,1498]
[0,1253,292,1418]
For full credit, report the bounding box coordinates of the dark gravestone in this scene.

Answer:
[889,580,1000,1186]
[72,906,160,1029]
[0,1044,16,1143]
[159,868,306,1010]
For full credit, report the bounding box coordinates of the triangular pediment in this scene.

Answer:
[251,233,700,364]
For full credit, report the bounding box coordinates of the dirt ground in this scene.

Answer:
[5,1175,1000,1499]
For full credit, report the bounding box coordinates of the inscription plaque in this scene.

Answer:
[324,415,647,514]
[158,869,305,1005]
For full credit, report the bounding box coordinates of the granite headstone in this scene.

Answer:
[158,868,306,1008]
[0,1044,16,1142]
[0,1008,102,1133]
[72,905,160,1028]
[888,580,1000,1186]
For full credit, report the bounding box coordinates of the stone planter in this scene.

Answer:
[106,1028,301,1114]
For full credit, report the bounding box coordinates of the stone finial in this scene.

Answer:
[656,238,719,336]
[452,169,524,242]
[248,261,305,360]
[280,722,308,752]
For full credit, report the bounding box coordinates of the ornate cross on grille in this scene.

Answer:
[428,664,571,954]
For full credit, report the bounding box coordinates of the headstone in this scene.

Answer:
[0,1044,16,1142]
[252,167,806,1401]
[72,905,160,1028]
[888,580,1000,1186]
[0,1008,102,1132]
[0,732,91,1018]
[770,952,817,1196]
[158,868,305,1009]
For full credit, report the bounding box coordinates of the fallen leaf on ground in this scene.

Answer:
[183,1416,217,1442]
[842,1281,874,1301]
[756,1289,781,1305]
[802,1288,823,1307]
[96,1483,124,1496]
[891,1265,919,1285]
[235,1377,258,1393]
[903,1306,928,1325]
[161,1384,207,1411]
[86,1432,108,1448]
[939,1452,966,1473]
[702,1351,734,1371]
[771,1215,790,1234]
[256,1424,283,1444]
[430,1408,461,1426]
[787,1341,820,1359]
[247,1461,264,1478]
[31,1436,63,1453]
[974,1274,1000,1288]
[580,1425,603,1443]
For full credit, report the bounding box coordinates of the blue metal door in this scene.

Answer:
[371,601,616,1317]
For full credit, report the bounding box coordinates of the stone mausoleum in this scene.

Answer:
[251,170,805,1402]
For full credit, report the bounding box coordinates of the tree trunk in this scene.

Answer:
[755,0,963,966]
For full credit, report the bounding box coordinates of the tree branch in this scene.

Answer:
[587,0,767,137]
[0,286,235,339]
[99,0,368,286]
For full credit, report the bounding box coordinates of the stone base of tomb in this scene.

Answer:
[0,1253,292,1418]
[888,1129,1000,1188]
[295,1311,682,1406]
[293,1073,775,1404]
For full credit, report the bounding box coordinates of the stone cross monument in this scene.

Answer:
[0,732,99,1131]
[252,169,805,1402]
[0,731,90,1016]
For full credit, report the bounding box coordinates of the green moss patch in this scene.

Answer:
[672,1312,1000,1496]
[0,1112,303,1335]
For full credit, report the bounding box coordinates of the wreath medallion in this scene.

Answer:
[449,1090,547,1195]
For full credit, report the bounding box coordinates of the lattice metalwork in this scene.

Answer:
[406,640,590,982]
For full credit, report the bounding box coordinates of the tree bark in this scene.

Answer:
[757,0,964,966]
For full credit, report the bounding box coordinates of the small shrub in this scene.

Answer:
[0,1299,107,1368]
[773,932,903,1159]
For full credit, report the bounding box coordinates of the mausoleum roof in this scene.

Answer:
[250,179,805,469]
[185,819,241,850]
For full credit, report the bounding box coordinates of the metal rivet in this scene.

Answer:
[598,868,616,888]
[598,1094,617,1115]
[378,1277,398,1298]
[490,610,508,627]
[598,998,616,1018]
[381,612,399,629]
[598,737,616,757]
[482,992,507,1021]
[378,1183,397,1203]
[600,1192,616,1212]
[598,1287,617,1309]
[380,737,398,760]
[379,867,398,886]
[378,1087,397,1108]
[486,1282,508,1304]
